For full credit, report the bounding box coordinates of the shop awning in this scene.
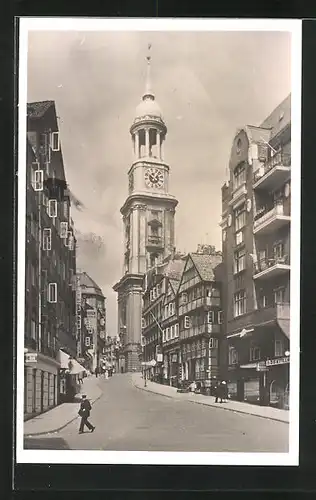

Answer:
[58,350,87,375]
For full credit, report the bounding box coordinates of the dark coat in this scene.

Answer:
[79,399,92,418]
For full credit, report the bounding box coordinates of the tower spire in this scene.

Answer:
[143,43,154,100]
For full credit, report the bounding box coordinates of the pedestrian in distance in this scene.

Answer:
[221,381,228,403]
[78,372,84,385]
[214,383,223,403]
[95,366,99,378]
[78,394,95,434]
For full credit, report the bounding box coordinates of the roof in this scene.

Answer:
[161,258,185,280]
[189,253,222,281]
[27,100,55,119]
[169,278,181,294]
[79,272,104,297]
[260,93,291,140]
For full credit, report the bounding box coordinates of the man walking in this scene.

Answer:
[78,394,95,434]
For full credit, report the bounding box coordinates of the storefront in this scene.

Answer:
[24,350,60,420]
[58,349,87,403]
[266,356,290,409]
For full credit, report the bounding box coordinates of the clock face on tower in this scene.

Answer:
[144,168,164,188]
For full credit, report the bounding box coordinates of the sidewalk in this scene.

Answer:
[24,375,103,437]
[132,373,289,424]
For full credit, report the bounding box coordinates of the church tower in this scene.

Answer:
[113,47,178,372]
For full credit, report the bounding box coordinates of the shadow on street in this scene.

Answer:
[24,436,71,450]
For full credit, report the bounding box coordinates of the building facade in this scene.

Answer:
[220,95,291,408]
[113,53,178,372]
[79,272,106,372]
[24,101,77,419]
[142,256,185,382]
[178,252,223,393]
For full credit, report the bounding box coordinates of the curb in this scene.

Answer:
[133,381,289,424]
[24,390,103,438]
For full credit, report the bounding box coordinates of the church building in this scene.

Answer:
[113,50,179,372]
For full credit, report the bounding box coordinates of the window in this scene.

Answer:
[234,290,246,317]
[150,290,153,301]
[207,311,214,323]
[235,230,244,245]
[170,325,175,339]
[184,316,191,329]
[166,327,170,341]
[228,346,238,365]
[250,346,261,361]
[162,330,166,343]
[60,222,68,239]
[234,204,246,231]
[33,169,44,191]
[42,228,52,251]
[31,320,37,340]
[218,311,223,324]
[48,199,57,218]
[164,305,169,318]
[141,318,146,329]
[48,283,57,303]
[67,233,74,251]
[63,201,69,219]
[258,293,267,308]
[169,302,174,316]
[85,337,91,347]
[182,293,188,303]
[153,287,157,300]
[175,323,179,338]
[209,338,218,349]
[233,163,246,190]
[274,287,285,305]
[275,340,284,357]
[273,242,284,261]
[156,284,161,296]
[51,131,60,151]
[234,247,246,274]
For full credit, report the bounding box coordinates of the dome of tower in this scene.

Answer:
[134,95,163,121]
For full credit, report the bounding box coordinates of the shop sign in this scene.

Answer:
[25,352,37,363]
[256,361,268,372]
[266,357,290,367]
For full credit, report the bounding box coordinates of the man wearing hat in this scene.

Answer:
[78,394,95,434]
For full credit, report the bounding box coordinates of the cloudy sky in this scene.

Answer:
[26,28,291,335]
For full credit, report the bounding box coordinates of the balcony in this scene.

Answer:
[253,153,291,191]
[146,235,164,248]
[228,182,247,207]
[253,255,290,281]
[183,323,221,339]
[253,303,290,326]
[25,337,38,351]
[253,202,290,236]
[178,296,221,316]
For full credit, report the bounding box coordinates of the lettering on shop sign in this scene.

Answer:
[25,353,37,363]
[266,357,290,367]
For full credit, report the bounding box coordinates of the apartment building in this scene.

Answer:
[79,272,106,372]
[24,101,77,419]
[177,252,223,393]
[142,256,185,382]
[220,94,291,409]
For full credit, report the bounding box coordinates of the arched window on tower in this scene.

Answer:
[149,129,158,158]
[139,130,146,158]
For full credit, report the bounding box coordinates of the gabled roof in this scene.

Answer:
[260,93,291,140]
[189,253,222,282]
[79,271,104,297]
[169,278,181,294]
[27,100,55,119]
[161,258,185,280]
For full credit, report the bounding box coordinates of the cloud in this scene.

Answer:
[27,28,291,335]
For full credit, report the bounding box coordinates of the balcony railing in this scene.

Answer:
[253,255,290,280]
[178,296,221,315]
[253,303,290,325]
[182,323,221,338]
[253,201,290,235]
[228,182,247,206]
[253,152,291,185]
[147,235,163,247]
